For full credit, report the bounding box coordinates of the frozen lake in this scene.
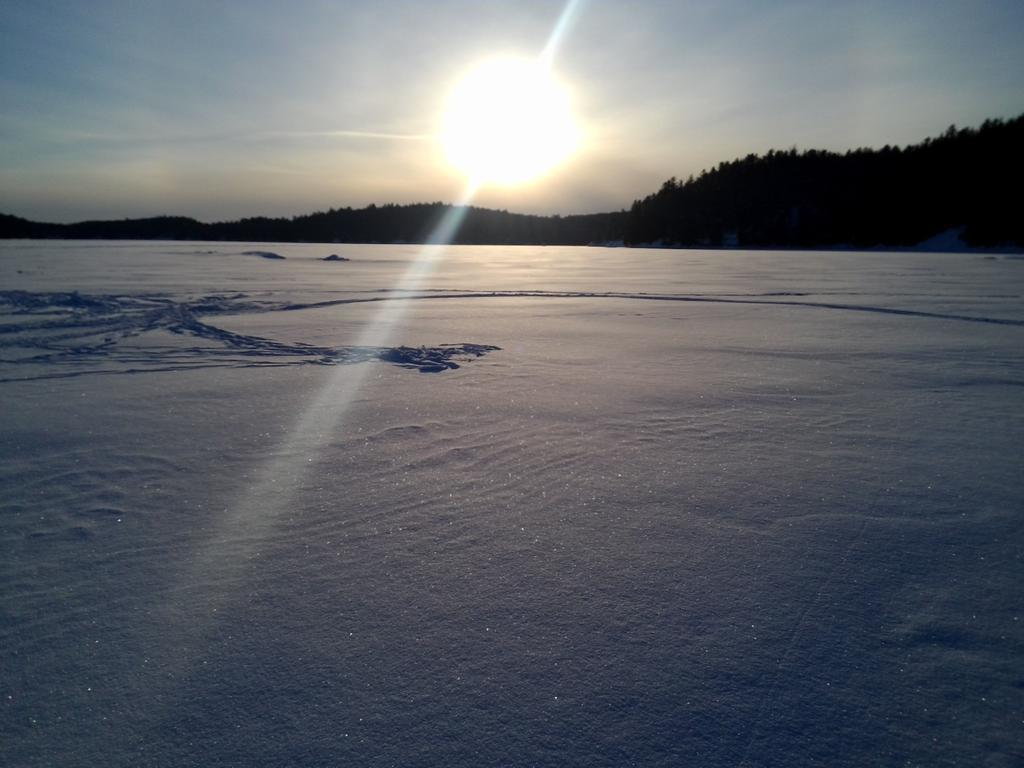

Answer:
[2,240,1022,766]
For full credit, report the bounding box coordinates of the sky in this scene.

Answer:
[1,0,1022,223]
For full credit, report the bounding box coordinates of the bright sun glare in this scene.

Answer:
[441,57,579,187]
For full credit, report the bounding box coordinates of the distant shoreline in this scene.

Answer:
[1,234,1020,256]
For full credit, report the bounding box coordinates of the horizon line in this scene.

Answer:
[0,200,629,227]
[5,110,1019,227]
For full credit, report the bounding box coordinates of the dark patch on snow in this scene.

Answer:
[242,250,286,260]
[378,344,499,373]
[323,254,350,262]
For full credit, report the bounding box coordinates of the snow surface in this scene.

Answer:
[1,240,1022,767]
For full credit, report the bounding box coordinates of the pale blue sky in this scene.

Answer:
[1,0,1021,221]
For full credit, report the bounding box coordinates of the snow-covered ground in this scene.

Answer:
[2,240,1022,767]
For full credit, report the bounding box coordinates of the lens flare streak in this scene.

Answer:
[154,0,581,718]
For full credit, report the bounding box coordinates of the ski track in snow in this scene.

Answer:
[0,290,499,381]
[1,287,1021,383]
[279,289,1024,326]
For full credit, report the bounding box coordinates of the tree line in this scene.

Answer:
[626,115,1022,248]
[0,204,625,246]
[1,114,1019,248]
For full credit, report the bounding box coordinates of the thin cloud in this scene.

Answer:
[254,130,434,141]
[20,127,434,147]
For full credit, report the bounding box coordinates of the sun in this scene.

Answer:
[441,57,580,187]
